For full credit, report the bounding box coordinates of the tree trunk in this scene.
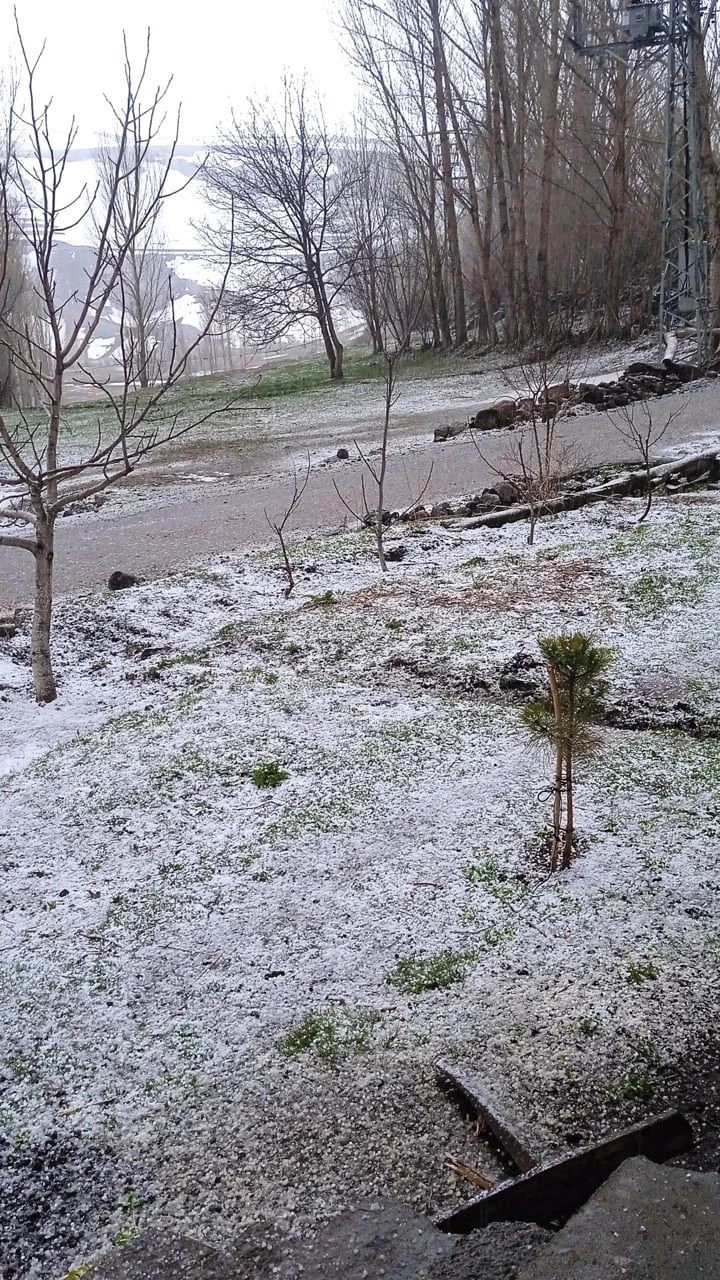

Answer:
[536,0,564,338]
[430,0,467,346]
[562,742,574,868]
[32,512,57,703]
[487,0,517,345]
[690,4,720,331]
[605,58,628,337]
[547,664,564,872]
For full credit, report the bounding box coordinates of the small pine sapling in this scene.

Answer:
[522,632,612,870]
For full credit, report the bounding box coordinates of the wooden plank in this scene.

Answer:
[435,1060,538,1173]
[435,1110,694,1234]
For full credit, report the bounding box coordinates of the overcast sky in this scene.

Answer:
[2,0,358,145]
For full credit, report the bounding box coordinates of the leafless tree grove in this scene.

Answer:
[206,0,720,360]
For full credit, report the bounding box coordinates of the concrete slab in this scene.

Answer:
[272,1201,458,1278]
[88,1202,457,1280]
[519,1156,720,1279]
[87,1230,227,1279]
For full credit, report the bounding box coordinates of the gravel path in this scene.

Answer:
[2,381,719,607]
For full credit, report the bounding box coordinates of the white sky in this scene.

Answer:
[3,0,359,145]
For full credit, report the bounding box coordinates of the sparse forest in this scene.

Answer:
[199,0,720,360]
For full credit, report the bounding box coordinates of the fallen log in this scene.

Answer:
[435,1110,694,1234]
[460,450,720,531]
[436,1060,537,1173]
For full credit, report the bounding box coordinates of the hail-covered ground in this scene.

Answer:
[2,488,720,1278]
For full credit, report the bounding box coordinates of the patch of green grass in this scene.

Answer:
[387,949,475,995]
[149,650,209,674]
[112,1226,140,1247]
[575,1015,600,1037]
[463,855,526,903]
[306,589,336,609]
[215,621,247,643]
[386,618,404,632]
[249,760,289,788]
[482,922,517,947]
[626,960,659,984]
[611,1070,654,1102]
[279,1008,381,1063]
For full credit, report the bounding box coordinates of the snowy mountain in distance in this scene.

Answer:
[57,144,211,254]
[46,145,226,377]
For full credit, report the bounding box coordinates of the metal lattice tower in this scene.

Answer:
[569,0,712,364]
[659,0,709,362]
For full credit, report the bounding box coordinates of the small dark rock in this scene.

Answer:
[498,651,544,698]
[108,571,139,591]
[336,447,350,460]
[384,544,407,562]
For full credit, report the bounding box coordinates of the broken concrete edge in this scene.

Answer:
[435,1059,538,1174]
[434,1110,695,1235]
[518,1156,720,1280]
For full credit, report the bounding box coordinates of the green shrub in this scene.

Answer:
[249,761,289,788]
[612,1071,654,1102]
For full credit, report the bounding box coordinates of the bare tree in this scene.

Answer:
[0,29,233,704]
[610,400,684,521]
[96,140,173,388]
[205,79,351,380]
[265,456,311,597]
[472,349,580,544]
[333,350,433,569]
[339,129,429,352]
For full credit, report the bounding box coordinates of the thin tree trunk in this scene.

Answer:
[32,511,57,703]
[562,741,574,868]
[547,664,563,872]
[605,58,628,336]
[487,3,517,345]
[690,2,720,331]
[536,0,564,338]
[430,0,467,346]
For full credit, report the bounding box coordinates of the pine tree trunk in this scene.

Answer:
[547,664,564,871]
[32,512,57,703]
[562,742,574,868]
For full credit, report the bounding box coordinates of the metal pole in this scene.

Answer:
[685,0,710,363]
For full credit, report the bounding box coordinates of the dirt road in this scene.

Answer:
[2,381,719,606]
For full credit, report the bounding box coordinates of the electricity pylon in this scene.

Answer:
[569,0,711,363]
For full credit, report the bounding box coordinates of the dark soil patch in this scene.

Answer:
[0,1128,124,1279]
